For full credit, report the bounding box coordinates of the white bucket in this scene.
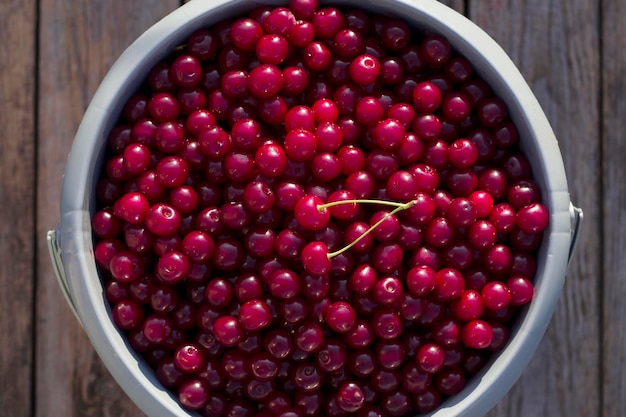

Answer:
[47,0,582,416]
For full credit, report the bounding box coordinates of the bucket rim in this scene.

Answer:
[54,1,575,416]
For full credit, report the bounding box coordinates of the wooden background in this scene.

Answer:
[0,0,622,416]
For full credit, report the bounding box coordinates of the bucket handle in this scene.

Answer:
[568,203,583,263]
[47,203,582,325]
[47,229,83,326]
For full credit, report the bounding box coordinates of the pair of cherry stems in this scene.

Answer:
[316,198,417,259]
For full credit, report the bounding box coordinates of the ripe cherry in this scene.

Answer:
[295,195,330,230]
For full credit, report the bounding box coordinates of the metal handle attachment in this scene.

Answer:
[47,229,82,325]
[568,203,583,262]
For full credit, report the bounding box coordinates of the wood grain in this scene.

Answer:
[0,1,37,416]
[602,0,626,416]
[438,0,465,14]
[35,2,179,416]
[469,1,602,416]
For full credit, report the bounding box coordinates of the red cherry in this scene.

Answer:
[295,195,330,230]
[302,241,332,275]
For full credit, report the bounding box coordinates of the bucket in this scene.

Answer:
[47,0,583,416]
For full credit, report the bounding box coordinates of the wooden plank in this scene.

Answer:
[602,0,626,416]
[35,2,180,416]
[468,1,602,416]
[0,1,37,416]
[438,0,465,14]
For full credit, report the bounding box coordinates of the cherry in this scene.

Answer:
[311,339,346,373]
[287,23,314,50]
[145,203,182,237]
[370,369,401,394]
[243,180,275,213]
[238,299,273,330]
[432,267,465,301]
[381,19,411,51]
[295,195,330,230]
[112,299,145,330]
[294,321,324,353]
[122,143,151,175]
[284,128,318,161]
[303,41,332,71]
[489,202,517,233]
[284,105,314,132]
[155,155,189,188]
[442,91,472,123]
[373,308,403,340]
[420,34,451,68]
[334,146,363,177]
[263,7,296,35]
[482,244,513,274]
[212,315,244,347]
[446,197,477,228]
[325,301,357,333]
[253,141,287,178]
[461,320,494,349]
[435,367,466,396]
[256,34,290,65]
[212,238,245,271]
[373,118,406,150]
[148,92,180,122]
[230,18,263,51]
[478,97,508,127]
[113,192,149,225]
[350,54,381,86]
[312,7,345,39]
[324,190,357,220]
[356,96,384,126]
[412,81,441,113]
[170,54,203,88]
[469,190,495,218]
[248,63,285,98]
[406,265,436,297]
[425,217,455,248]
[336,381,366,413]
[311,152,342,182]
[334,28,364,59]
[416,343,445,374]
[256,95,287,125]
[282,66,310,96]
[516,202,550,234]
[301,241,332,275]
[373,276,403,306]
[156,250,190,284]
[482,281,512,310]
[507,276,534,306]
[450,289,484,322]
[178,379,209,410]
[412,113,442,142]
[174,343,204,373]
[124,224,154,254]
[244,226,276,258]
[445,55,473,83]
[269,268,301,299]
[142,314,173,345]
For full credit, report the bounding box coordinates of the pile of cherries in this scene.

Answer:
[92,0,549,415]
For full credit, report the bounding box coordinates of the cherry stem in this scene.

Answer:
[317,199,409,212]
[327,199,417,259]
